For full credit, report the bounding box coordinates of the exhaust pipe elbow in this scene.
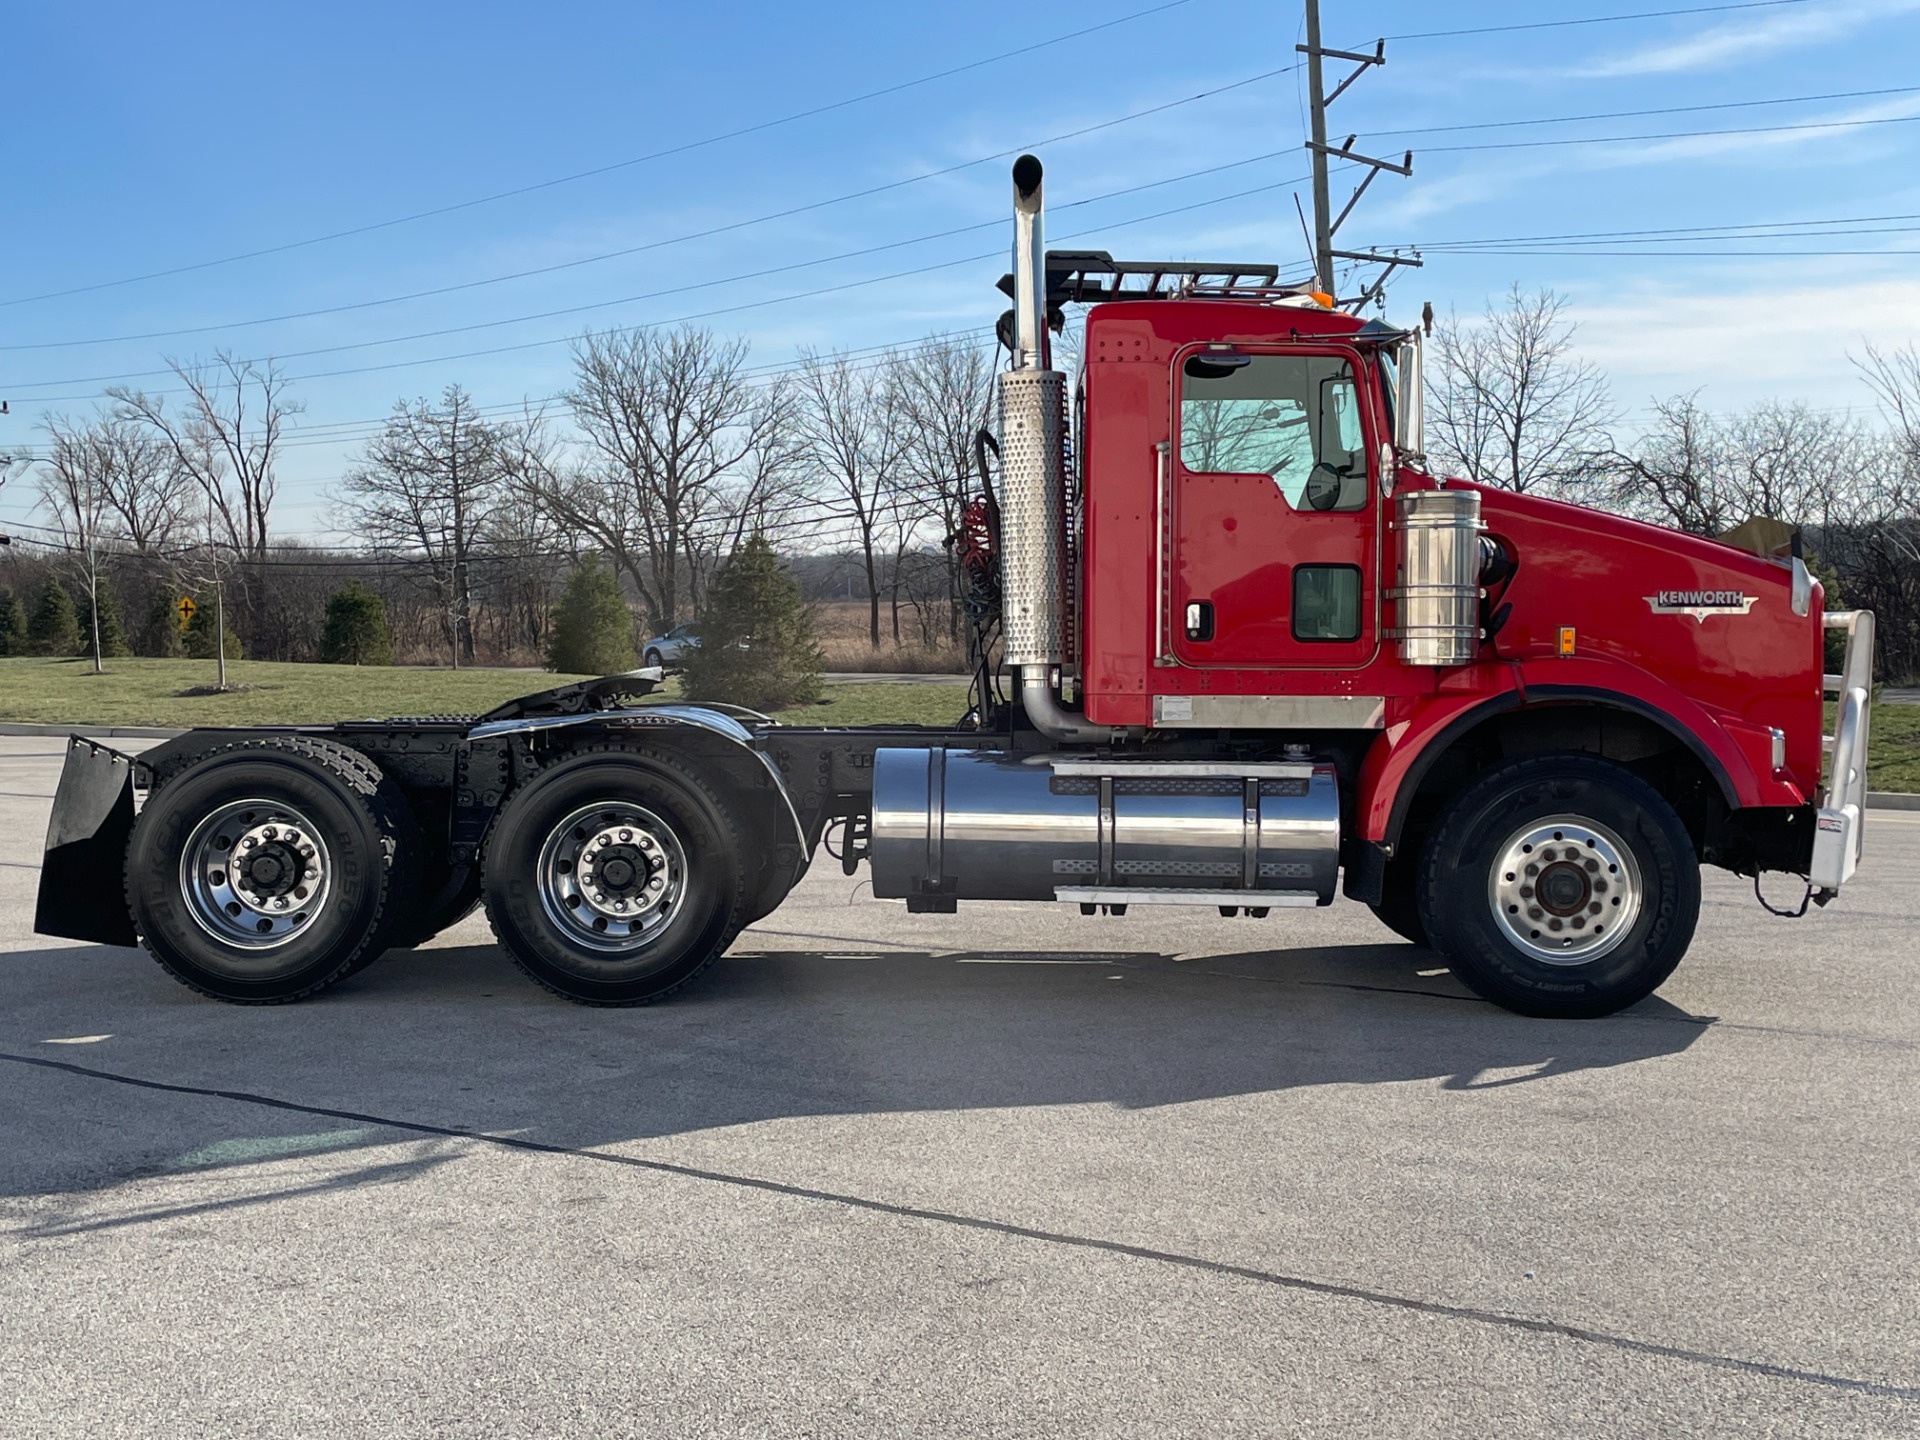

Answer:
[1019,667,1137,745]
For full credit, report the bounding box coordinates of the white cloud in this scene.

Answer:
[1563,271,1920,417]
[1577,0,1920,78]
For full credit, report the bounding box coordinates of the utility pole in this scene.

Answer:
[1303,0,1334,294]
[1298,0,1421,308]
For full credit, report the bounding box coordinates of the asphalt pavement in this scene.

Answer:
[2,734,1916,1437]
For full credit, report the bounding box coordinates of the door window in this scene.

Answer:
[1180,353,1367,512]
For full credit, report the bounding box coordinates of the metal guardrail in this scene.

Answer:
[1813,610,1875,892]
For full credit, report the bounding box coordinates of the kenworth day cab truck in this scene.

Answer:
[36,157,1875,1019]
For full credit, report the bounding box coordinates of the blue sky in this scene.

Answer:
[4,0,1920,539]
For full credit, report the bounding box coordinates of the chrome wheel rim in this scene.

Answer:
[179,798,333,949]
[1487,814,1642,966]
[535,801,687,955]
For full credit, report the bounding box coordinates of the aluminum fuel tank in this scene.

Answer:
[870,749,1339,905]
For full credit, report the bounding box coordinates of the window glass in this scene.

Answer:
[1293,564,1361,642]
[1180,353,1368,512]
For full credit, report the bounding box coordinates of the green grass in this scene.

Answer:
[1851,698,1920,794]
[12,655,1905,787]
[0,656,970,730]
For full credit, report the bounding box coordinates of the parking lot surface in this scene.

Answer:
[1,734,1916,1437]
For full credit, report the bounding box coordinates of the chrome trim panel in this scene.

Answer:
[1150,694,1386,729]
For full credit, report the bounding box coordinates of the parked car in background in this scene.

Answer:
[642,623,699,669]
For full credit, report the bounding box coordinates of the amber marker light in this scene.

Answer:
[1557,627,1577,656]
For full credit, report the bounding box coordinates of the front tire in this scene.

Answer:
[126,737,415,1003]
[644,649,664,669]
[1417,755,1699,1018]
[481,749,746,1005]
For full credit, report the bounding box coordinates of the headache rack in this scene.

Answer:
[997,250,1305,307]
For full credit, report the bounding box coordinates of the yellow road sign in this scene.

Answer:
[177,596,196,623]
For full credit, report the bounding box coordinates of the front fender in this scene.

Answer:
[1356,657,1773,848]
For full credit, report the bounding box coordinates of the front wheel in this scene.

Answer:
[643,649,663,669]
[1417,755,1699,1018]
[481,750,746,1005]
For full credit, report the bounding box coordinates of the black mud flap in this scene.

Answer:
[34,738,138,946]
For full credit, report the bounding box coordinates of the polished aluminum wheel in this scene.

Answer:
[179,798,333,949]
[1487,814,1643,966]
[534,801,687,955]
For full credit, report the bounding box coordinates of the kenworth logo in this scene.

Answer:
[1644,590,1757,622]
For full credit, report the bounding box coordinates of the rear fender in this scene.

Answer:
[34,738,139,946]
[468,706,809,917]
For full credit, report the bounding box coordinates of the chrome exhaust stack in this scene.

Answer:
[998,155,1127,743]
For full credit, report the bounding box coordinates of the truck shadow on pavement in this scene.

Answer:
[0,932,1710,1207]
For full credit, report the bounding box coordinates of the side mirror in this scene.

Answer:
[1393,330,1425,464]
[1304,461,1343,512]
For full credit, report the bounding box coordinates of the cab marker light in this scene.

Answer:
[1557,627,1577,656]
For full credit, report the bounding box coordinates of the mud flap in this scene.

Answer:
[34,738,138,946]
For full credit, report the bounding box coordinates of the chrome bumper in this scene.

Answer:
[1812,610,1874,894]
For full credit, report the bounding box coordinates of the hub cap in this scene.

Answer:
[1487,814,1643,966]
[535,802,687,955]
[180,799,333,949]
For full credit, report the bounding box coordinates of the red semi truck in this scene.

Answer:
[35,156,1874,1018]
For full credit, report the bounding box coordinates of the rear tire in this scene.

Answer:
[481,749,746,1005]
[1418,754,1699,1018]
[126,737,416,1003]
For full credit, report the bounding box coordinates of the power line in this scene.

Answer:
[1364,84,1920,140]
[3,172,1316,400]
[3,68,1298,355]
[15,85,1913,374]
[1425,111,1920,155]
[1384,0,1811,42]
[1427,246,1920,257]
[1412,212,1920,249]
[0,0,1195,311]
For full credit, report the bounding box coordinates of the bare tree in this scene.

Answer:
[111,353,300,655]
[1606,396,1870,538]
[36,419,118,672]
[1857,342,1920,469]
[679,375,804,614]
[795,348,910,649]
[339,385,509,666]
[46,409,191,556]
[891,336,995,645]
[517,326,780,633]
[1602,393,1730,535]
[1428,285,1615,497]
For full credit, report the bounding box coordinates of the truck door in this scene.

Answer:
[1169,346,1378,670]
